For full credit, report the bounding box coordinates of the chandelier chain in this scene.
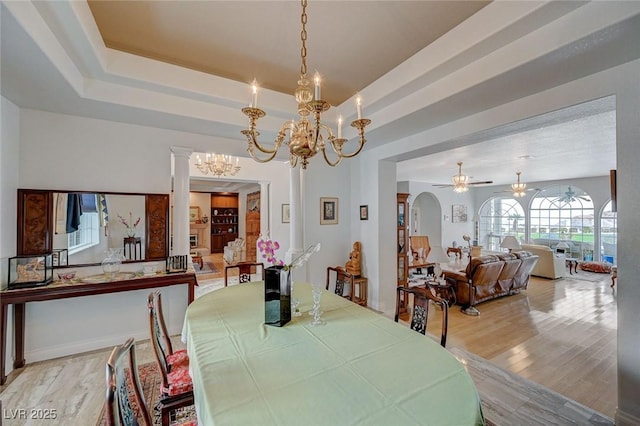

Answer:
[300,0,308,77]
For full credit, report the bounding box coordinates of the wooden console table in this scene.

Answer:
[0,272,198,385]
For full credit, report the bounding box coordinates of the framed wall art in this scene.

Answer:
[452,204,468,223]
[189,206,201,223]
[360,205,368,220]
[282,204,290,223]
[320,197,338,225]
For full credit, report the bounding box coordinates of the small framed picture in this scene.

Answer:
[320,197,338,225]
[360,205,368,220]
[189,206,201,223]
[452,204,468,223]
[282,204,290,223]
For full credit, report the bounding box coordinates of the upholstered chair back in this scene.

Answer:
[409,236,431,264]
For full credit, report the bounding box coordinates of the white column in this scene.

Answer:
[171,146,193,256]
[286,165,304,263]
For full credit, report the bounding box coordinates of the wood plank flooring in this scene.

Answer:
[0,265,617,425]
[438,271,617,419]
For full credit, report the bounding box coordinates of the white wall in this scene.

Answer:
[1,96,20,376]
[299,159,352,288]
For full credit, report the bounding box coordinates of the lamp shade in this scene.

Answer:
[556,241,570,250]
[500,236,521,251]
[426,246,450,264]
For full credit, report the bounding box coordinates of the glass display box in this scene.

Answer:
[52,248,68,267]
[8,254,53,289]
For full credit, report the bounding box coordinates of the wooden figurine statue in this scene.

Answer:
[345,241,362,277]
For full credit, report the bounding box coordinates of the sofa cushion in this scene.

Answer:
[465,255,500,277]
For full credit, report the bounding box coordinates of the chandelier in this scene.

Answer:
[452,162,469,193]
[240,0,371,169]
[511,172,527,197]
[195,153,241,177]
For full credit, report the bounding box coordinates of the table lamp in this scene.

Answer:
[500,236,522,253]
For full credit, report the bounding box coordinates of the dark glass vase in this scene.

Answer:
[264,265,291,327]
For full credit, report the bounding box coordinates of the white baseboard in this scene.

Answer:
[25,329,150,364]
[616,409,640,426]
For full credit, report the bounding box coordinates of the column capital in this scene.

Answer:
[171,146,193,159]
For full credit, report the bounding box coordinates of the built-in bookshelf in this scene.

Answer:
[211,193,238,253]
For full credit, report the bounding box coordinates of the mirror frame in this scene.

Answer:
[17,189,169,266]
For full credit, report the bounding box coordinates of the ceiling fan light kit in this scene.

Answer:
[434,162,493,192]
[511,172,527,197]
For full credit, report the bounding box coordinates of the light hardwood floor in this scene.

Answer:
[0,264,616,425]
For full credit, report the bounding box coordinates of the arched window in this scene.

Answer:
[478,198,526,252]
[600,200,617,264]
[530,185,594,260]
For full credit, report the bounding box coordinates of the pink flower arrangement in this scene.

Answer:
[117,212,141,236]
[257,237,285,266]
[257,236,321,270]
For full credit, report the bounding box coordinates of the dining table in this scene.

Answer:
[182,282,485,425]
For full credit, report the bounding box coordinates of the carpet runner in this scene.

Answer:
[96,362,196,426]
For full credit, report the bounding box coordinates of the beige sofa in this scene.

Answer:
[519,244,565,279]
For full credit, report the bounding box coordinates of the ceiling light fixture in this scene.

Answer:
[452,162,469,193]
[195,153,241,177]
[512,172,527,197]
[240,0,371,169]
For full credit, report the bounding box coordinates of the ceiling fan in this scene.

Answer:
[433,162,493,193]
[553,186,591,203]
[494,172,541,197]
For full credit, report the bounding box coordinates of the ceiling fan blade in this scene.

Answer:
[468,180,493,185]
[433,184,454,187]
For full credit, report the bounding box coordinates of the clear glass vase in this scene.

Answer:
[102,248,123,277]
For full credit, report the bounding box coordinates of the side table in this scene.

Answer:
[426,280,456,307]
[123,237,142,260]
[352,276,368,307]
[565,257,579,275]
[447,247,463,259]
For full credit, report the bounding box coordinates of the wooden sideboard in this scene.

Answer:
[0,272,198,385]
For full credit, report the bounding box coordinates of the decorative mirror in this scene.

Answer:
[17,189,169,267]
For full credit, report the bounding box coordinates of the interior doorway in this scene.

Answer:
[245,191,261,262]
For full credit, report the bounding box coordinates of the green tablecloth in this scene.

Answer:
[182,282,485,425]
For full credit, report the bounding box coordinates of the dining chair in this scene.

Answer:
[148,291,195,426]
[326,266,355,301]
[105,337,153,426]
[224,261,265,286]
[394,286,449,347]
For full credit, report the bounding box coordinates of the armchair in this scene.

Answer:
[521,244,565,279]
[409,236,431,265]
